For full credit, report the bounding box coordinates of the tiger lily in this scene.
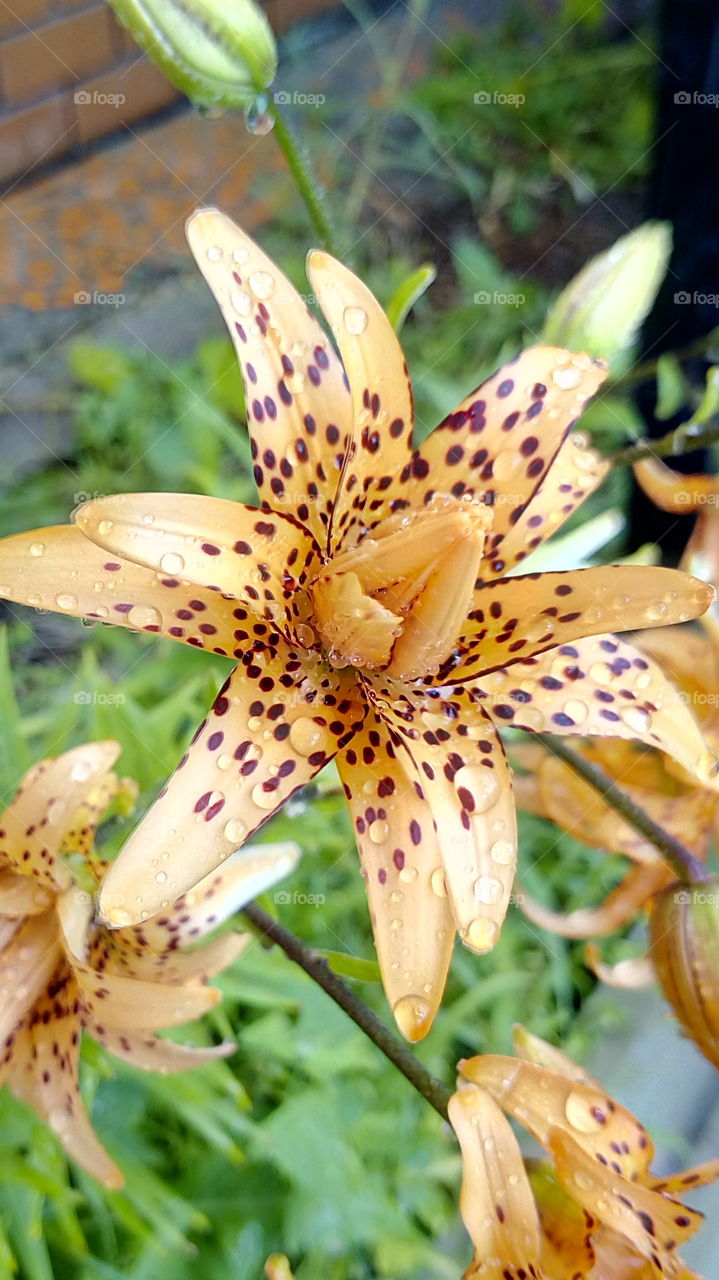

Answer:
[450,1025,719,1279]
[514,456,719,959]
[0,739,298,1187]
[0,210,715,1043]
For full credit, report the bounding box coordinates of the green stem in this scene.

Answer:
[612,330,719,391]
[269,106,337,254]
[534,733,710,885]
[611,415,719,467]
[241,902,452,1121]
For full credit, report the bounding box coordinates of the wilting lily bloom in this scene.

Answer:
[514,457,719,956]
[0,211,715,1042]
[0,739,298,1187]
[450,1025,719,1278]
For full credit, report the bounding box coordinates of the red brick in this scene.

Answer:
[74,57,181,145]
[0,90,76,183]
[0,7,116,103]
[0,0,49,37]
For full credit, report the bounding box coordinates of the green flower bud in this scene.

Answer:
[649,880,719,1072]
[107,0,277,110]
[542,222,672,372]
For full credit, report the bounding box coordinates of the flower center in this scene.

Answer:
[309,497,491,679]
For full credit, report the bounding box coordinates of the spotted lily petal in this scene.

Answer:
[512,1025,600,1085]
[448,1086,545,1279]
[550,1127,703,1274]
[75,492,320,647]
[0,525,243,655]
[369,681,517,956]
[186,209,353,545]
[336,708,455,1042]
[306,249,413,548]
[0,741,120,891]
[0,870,52,916]
[86,1021,235,1073]
[99,660,360,925]
[459,1053,656,1178]
[7,972,124,1189]
[448,565,714,684]
[471,633,719,785]
[408,346,607,566]
[0,911,62,1043]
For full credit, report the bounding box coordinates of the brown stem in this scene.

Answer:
[241,902,452,1121]
[611,415,719,467]
[533,733,710,885]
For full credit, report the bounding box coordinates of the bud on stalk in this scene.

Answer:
[649,879,719,1071]
[106,0,277,110]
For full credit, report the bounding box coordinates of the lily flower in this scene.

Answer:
[450,1025,719,1278]
[0,210,715,1042]
[514,456,719,954]
[0,739,298,1187]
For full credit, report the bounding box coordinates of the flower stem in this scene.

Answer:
[533,733,710,885]
[241,902,452,1120]
[610,415,719,466]
[269,106,337,254]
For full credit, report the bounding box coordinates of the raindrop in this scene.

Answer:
[249,270,275,300]
[552,364,583,390]
[232,248,249,265]
[70,759,93,782]
[231,288,252,316]
[620,705,651,734]
[56,593,78,610]
[392,994,431,1040]
[207,245,223,262]
[289,717,324,756]
[224,818,247,843]
[128,604,162,630]
[252,783,279,810]
[565,1088,605,1133]
[217,753,233,771]
[474,875,503,905]
[430,867,448,897]
[465,917,500,951]
[563,698,588,724]
[454,763,500,814]
[29,542,45,557]
[155,870,168,884]
[490,839,514,865]
[160,552,185,575]
[343,305,368,335]
[98,520,113,536]
[244,96,274,136]
[646,602,668,621]
[399,865,418,884]
[368,818,389,844]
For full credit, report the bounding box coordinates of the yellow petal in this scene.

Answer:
[0,869,52,916]
[408,345,607,571]
[520,864,668,940]
[74,960,221,1028]
[512,1026,600,1086]
[497,428,609,574]
[459,1054,656,1180]
[11,971,124,1189]
[470,632,718,786]
[1,741,120,891]
[450,566,714,684]
[550,1127,704,1272]
[99,656,362,925]
[584,943,655,988]
[0,525,243,656]
[336,708,455,1042]
[87,1022,236,1073]
[448,1086,544,1276]
[75,492,320,648]
[307,249,413,550]
[367,681,517,954]
[0,910,63,1043]
[633,456,719,512]
[527,1159,596,1279]
[648,1161,719,1196]
[186,209,353,545]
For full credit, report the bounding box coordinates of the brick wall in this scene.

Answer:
[0,0,337,188]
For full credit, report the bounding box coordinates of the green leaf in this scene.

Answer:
[655,353,687,421]
[386,264,437,333]
[318,950,382,983]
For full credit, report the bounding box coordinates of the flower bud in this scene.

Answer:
[542,221,671,371]
[649,879,719,1071]
[106,0,277,110]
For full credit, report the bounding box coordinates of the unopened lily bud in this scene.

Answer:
[106,0,277,110]
[649,880,719,1071]
[543,222,672,371]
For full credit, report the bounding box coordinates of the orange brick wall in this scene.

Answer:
[0,0,337,188]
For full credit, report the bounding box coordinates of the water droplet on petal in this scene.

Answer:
[392,993,431,1041]
[565,1088,604,1133]
[620,705,651,733]
[207,245,223,262]
[224,818,247,843]
[252,783,280,810]
[160,551,185,575]
[474,875,503,905]
[128,604,162,630]
[552,364,582,390]
[399,865,418,884]
[646,601,668,621]
[289,717,324,756]
[249,270,275,300]
[155,870,167,884]
[231,288,253,316]
[430,867,448,897]
[56,593,78,610]
[70,759,93,782]
[465,917,500,952]
[490,839,514,865]
[563,698,588,724]
[454,764,500,814]
[30,542,45,557]
[343,305,368,335]
[232,247,249,265]
[368,819,390,844]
